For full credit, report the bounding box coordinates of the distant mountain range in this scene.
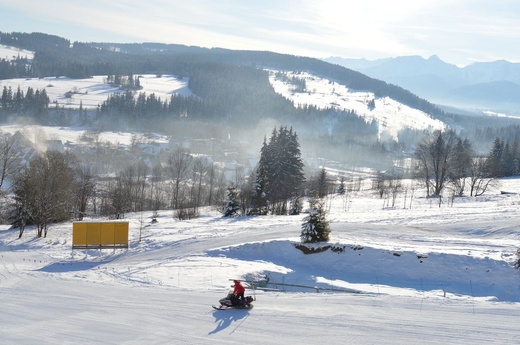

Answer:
[324,55,520,115]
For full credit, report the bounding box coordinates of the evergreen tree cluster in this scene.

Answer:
[251,126,305,215]
[0,86,49,116]
[0,56,31,79]
[273,71,306,92]
[0,32,70,52]
[485,137,520,177]
[98,91,214,129]
[105,73,142,90]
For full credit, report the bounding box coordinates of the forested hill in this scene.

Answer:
[0,32,450,123]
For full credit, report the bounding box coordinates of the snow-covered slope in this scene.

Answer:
[1,70,446,142]
[0,74,192,109]
[268,71,446,141]
[1,178,520,344]
[0,44,34,61]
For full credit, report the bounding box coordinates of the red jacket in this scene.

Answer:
[233,281,245,295]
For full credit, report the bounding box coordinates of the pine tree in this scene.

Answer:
[250,137,270,215]
[264,126,305,215]
[486,138,504,177]
[223,186,240,217]
[337,177,346,195]
[317,167,328,198]
[288,196,303,215]
[301,193,330,243]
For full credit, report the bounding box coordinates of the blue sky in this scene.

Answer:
[1,0,519,66]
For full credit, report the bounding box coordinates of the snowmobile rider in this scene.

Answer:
[231,280,245,307]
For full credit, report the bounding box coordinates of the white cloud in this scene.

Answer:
[1,0,520,65]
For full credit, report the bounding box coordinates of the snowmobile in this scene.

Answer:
[213,291,255,310]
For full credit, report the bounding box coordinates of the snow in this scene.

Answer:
[0,124,170,148]
[0,44,34,61]
[268,71,446,141]
[2,177,520,344]
[0,74,192,109]
[0,63,446,141]
[0,45,518,343]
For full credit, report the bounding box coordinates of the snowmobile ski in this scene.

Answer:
[212,304,253,310]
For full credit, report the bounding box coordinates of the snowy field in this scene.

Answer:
[0,124,170,149]
[0,74,193,110]
[0,44,34,61]
[1,178,520,344]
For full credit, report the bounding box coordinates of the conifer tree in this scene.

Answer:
[261,126,305,215]
[485,138,504,177]
[317,167,328,198]
[288,196,302,215]
[337,177,346,195]
[250,137,270,215]
[223,186,240,217]
[301,192,330,243]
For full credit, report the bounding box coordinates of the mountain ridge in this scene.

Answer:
[325,55,520,114]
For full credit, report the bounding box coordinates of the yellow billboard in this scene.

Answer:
[72,222,129,249]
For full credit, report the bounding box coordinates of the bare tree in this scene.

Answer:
[448,138,474,196]
[468,156,496,196]
[165,147,193,210]
[207,163,218,206]
[191,157,211,213]
[373,171,388,198]
[0,133,18,189]
[107,171,132,219]
[148,163,166,212]
[13,151,76,237]
[73,162,96,220]
[415,130,460,196]
[133,161,149,212]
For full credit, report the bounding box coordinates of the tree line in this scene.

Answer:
[3,124,517,241]
[98,90,218,128]
[0,86,49,117]
[8,145,229,238]
[5,126,313,238]
[413,130,513,199]
[0,56,31,79]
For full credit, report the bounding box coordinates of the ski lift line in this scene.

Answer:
[260,281,365,294]
[227,278,365,294]
[229,279,365,294]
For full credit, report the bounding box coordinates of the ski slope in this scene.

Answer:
[1,178,520,344]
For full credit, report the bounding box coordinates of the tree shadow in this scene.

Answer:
[36,253,123,272]
[36,261,107,272]
[208,308,250,335]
